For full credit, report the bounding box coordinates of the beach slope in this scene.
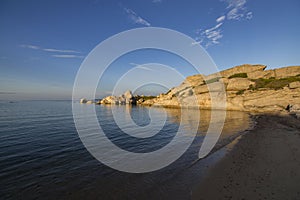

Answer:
[192,114,300,200]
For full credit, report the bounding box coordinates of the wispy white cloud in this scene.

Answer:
[193,0,252,48]
[20,44,40,50]
[43,48,80,53]
[152,0,162,3]
[20,44,83,59]
[216,15,226,23]
[223,0,252,20]
[20,44,81,53]
[191,40,202,46]
[246,11,253,19]
[52,54,84,59]
[193,23,224,48]
[129,62,140,66]
[205,23,223,33]
[130,63,154,71]
[123,7,151,26]
[136,66,153,71]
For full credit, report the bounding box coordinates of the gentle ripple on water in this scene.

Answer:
[0,100,252,199]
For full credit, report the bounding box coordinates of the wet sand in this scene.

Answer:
[192,114,300,200]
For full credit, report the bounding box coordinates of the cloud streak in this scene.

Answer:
[52,54,84,59]
[20,44,40,50]
[136,66,154,71]
[193,0,252,48]
[216,15,226,23]
[194,22,224,48]
[20,44,81,53]
[20,44,83,59]
[43,48,80,53]
[224,0,252,20]
[129,63,154,71]
[123,7,151,26]
[152,0,162,3]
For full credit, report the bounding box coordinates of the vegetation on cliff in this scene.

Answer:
[142,64,300,113]
[228,73,248,79]
[249,76,300,90]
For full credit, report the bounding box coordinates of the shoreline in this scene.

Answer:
[191,114,300,200]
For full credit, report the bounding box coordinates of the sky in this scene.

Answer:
[0,0,300,100]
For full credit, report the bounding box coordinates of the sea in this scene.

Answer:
[0,100,251,199]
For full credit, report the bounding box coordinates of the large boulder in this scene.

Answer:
[247,70,276,79]
[287,104,300,118]
[184,74,205,86]
[124,90,133,100]
[194,81,225,94]
[226,78,254,91]
[80,98,87,104]
[86,100,94,104]
[100,96,118,104]
[118,96,126,104]
[287,104,300,112]
[242,89,300,112]
[274,66,300,78]
[289,81,300,89]
[247,66,300,79]
[194,85,209,94]
[123,90,136,104]
[100,90,137,105]
[205,64,266,80]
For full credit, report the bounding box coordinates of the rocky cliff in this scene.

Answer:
[143,64,300,113]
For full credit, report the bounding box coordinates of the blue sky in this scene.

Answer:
[0,0,300,100]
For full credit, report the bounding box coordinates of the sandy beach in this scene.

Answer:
[192,114,300,200]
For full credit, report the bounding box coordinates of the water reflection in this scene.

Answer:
[163,108,250,138]
[102,105,250,148]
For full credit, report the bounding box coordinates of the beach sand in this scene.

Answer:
[192,114,300,200]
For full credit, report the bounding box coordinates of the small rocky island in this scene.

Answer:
[81,64,300,116]
[80,90,155,105]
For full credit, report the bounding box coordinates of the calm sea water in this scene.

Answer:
[0,100,251,199]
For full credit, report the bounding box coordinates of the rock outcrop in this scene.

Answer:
[227,78,255,91]
[289,81,300,89]
[287,104,300,118]
[80,98,87,104]
[143,64,300,113]
[100,90,137,105]
[86,100,94,104]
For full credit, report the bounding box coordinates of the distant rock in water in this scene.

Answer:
[100,90,137,105]
[100,96,118,104]
[80,98,87,104]
[142,64,300,113]
[86,100,94,104]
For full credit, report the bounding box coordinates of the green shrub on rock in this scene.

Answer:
[228,73,248,79]
[250,76,300,90]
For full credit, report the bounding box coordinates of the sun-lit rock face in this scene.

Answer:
[226,78,255,91]
[100,96,119,104]
[205,64,266,80]
[184,74,205,86]
[123,90,136,104]
[143,64,300,112]
[100,90,137,105]
[289,81,300,89]
[273,66,300,78]
[80,98,87,104]
[287,104,300,118]
[86,100,94,104]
